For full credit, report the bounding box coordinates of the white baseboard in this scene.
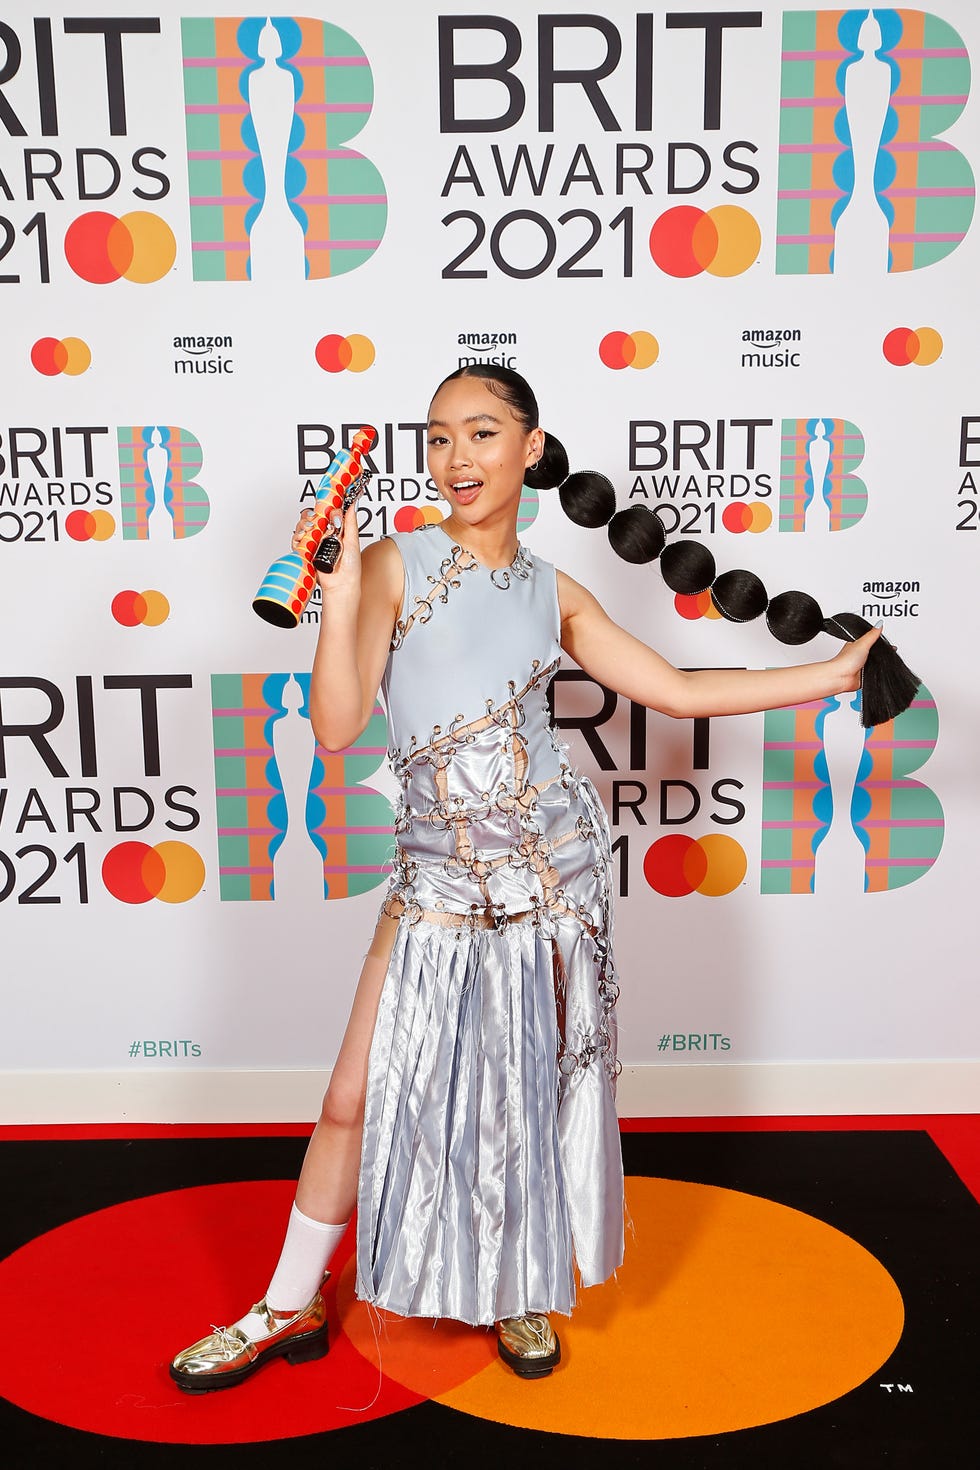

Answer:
[615,1060,980,1117]
[2,1060,978,1126]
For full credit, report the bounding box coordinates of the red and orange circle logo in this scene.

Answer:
[643,833,747,897]
[721,503,772,534]
[599,331,660,370]
[882,326,943,366]
[64,211,176,284]
[315,334,375,373]
[111,590,170,627]
[649,205,761,278]
[64,509,116,541]
[31,337,91,376]
[393,505,445,532]
[674,590,723,621]
[102,841,205,904]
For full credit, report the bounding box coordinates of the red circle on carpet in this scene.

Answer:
[0,1181,422,1444]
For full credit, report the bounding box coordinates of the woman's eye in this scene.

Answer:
[474,430,496,441]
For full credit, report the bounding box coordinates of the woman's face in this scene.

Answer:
[426,376,543,531]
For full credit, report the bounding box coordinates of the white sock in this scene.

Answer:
[233,1202,349,1340]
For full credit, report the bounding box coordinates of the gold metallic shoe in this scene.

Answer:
[169,1289,328,1393]
[495,1313,561,1378]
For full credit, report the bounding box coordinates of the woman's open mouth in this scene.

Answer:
[450,479,483,505]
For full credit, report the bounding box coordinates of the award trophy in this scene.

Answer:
[252,425,376,627]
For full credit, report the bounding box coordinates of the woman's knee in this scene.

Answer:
[316,1076,365,1133]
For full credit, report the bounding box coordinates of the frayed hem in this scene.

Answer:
[354,1289,575,1329]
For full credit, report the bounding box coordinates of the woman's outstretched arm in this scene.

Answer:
[304,506,403,751]
[557,570,879,719]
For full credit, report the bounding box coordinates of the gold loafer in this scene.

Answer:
[495,1313,561,1378]
[169,1290,328,1393]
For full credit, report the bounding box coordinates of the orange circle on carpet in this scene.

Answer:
[338,1175,904,1440]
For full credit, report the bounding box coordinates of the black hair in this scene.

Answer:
[435,364,569,490]
[559,471,920,729]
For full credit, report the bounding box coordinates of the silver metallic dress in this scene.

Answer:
[355,525,624,1326]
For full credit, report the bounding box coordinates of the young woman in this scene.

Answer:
[171,366,877,1390]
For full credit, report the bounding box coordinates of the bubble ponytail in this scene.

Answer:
[558,471,920,729]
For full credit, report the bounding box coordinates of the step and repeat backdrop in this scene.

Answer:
[2,1,977,1106]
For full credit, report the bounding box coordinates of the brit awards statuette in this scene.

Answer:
[252,425,376,628]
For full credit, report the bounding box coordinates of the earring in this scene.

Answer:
[528,458,540,471]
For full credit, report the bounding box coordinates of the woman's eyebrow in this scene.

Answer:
[427,413,504,429]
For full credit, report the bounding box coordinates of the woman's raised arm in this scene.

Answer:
[305,506,404,751]
[557,569,879,720]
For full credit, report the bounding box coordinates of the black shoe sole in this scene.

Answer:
[496,1335,561,1379]
[169,1323,329,1394]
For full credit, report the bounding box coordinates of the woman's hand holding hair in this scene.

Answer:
[828,625,881,693]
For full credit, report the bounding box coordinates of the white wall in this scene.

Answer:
[3,1,977,1121]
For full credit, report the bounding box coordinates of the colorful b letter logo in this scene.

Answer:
[181,16,388,281]
[776,9,974,273]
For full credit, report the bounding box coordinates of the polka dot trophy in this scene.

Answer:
[253,426,377,629]
[558,471,920,730]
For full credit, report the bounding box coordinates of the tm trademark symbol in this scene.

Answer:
[879,1383,914,1394]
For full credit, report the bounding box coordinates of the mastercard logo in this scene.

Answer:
[643,833,747,897]
[599,331,660,370]
[65,509,116,541]
[315,334,375,373]
[882,326,943,367]
[393,505,445,532]
[102,840,205,904]
[111,589,170,627]
[64,211,177,285]
[31,337,91,376]
[649,204,761,278]
[721,503,772,534]
[674,590,722,621]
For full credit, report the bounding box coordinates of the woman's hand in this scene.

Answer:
[291,502,362,603]
[304,526,403,751]
[830,625,881,692]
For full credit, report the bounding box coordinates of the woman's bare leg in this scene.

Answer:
[170,914,399,1391]
[294,912,397,1223]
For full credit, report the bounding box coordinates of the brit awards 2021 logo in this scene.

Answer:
[435,8,973,281]
[626,412,869,544]
[211,672,393,901]
[0,13,384,287]
[0,422,209,545]
[180,15,388,281]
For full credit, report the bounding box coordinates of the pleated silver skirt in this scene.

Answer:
[355,911,623,1326]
